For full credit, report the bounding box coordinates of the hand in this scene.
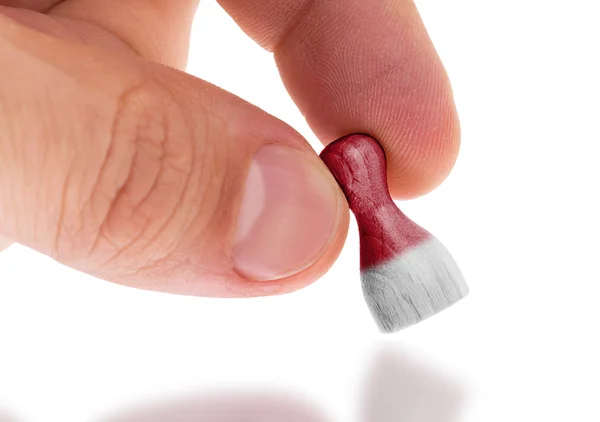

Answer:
[0,0,459,297]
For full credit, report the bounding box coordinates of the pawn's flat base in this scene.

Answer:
[361,237,469,333]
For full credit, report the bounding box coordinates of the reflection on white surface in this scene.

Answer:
[97,392,328,422]
[94,344,464,422]
[361,344,465,422]
[0,410,20,422]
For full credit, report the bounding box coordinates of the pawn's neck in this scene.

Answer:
[320,134,430,269]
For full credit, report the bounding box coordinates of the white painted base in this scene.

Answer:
[361,237,469,333]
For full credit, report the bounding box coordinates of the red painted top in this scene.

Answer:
[320,134,430,269]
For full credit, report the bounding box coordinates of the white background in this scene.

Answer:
[1,1,600,421]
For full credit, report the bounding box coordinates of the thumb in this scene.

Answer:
[0,16,347,297]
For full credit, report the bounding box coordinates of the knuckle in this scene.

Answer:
[85,80,197,269]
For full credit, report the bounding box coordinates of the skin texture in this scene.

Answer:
[0,0,460,298]
[220,0,461,198]
[0,234,11,253]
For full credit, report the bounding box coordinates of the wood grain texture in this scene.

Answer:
[319,134,430,269]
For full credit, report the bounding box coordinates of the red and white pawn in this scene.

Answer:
[320,134,469,333]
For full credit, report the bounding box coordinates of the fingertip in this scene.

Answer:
[228,144,344,282]
[384,103,461,199]
[237,199,350,297]
[306,68,462,200]
[268,0,461,200]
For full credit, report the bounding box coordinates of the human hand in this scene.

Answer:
[0,0,459,297]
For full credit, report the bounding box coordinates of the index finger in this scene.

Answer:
[219,0,460,199]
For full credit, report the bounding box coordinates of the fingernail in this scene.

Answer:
[233,145,342,281]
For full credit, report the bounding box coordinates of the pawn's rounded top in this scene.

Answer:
[320,134,387,169]
[319,134,391,210]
